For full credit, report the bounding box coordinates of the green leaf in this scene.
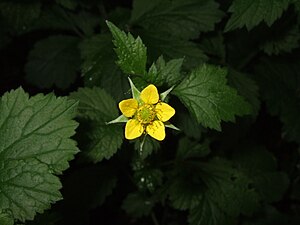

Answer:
[25,35,81,89]
[32,6,73,31]
[132,56,184,88]
[0,88,79,222]
[33,6,98,36]
[85,124,123,163]
[176,138,210,160]
[262,25,300,55]
[122,192,154,218]
[199,33,225,61]
[131,0,223,40]
[177,112,203,140]
[197,159,259,219]
[0,1,41,32]
[188,197,235,225]
[139,30,208,69]
[70,87,124,163]
[227,69,260,116]
[233,147,289,203]
[169,158,259,224]
[67,11,100,36]
[150,56,184,86]
[173,64,251,131]
[225,0,290,31]
[70,87,119,123]
[80,34,130,102]
[254,58,300,144]
[106,21,147,75]
[168,169,204,210]
[0,212,13,225]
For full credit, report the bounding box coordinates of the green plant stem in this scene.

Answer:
[151,212,160,225]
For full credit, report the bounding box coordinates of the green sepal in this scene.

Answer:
[165,122,180,131]
[106,114,129,124]
[128,77,141,101]
[160,86,174,101]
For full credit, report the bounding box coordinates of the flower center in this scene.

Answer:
[137,104,155,124]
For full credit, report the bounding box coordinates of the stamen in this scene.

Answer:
[136,104,156,124]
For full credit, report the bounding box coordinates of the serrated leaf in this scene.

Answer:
[254,58,300,143]
[70,87,124,163]
[177,112,203,140]
[150,56,184,86]
[0,88,79,221]
[176,137,210,160]
[25,35,81,89]
[133,56,184,88]
[199,158,259,216]
[233,146,289,203]
[170,158,259,224]
[139,30,208,69]
[106,21,147,75]
[70,87,119,123]
[188,196,235,225]
[32,6,74,31]
[168,173,204,210]
[80,34,130,102]
[199,33,225,60]
[227,69,260,116]
[0,212,13,225]
[262,25,300,55]
[173,64,251,131]
[0,1,41,32]
[85,124,123,163]
[122,192,154,218]
[225,0,290,31]
[254,172,289,202]
[68,11,100,36]
[131,0,223,40]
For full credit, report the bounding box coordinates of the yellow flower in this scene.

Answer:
[119,84,175,141]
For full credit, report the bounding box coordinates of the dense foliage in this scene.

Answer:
[0,0,300,224]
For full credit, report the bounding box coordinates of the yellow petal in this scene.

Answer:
[140,84,159,104]
[119,99,138,117]
[125,119,144,140]
[155,102,175,122]
[146,120,165,141]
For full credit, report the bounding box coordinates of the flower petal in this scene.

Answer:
[119,99,138,117]
[146,120,165,141]
[140,84,159,104]
[155,102,175,122]
[125,119,144,140]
